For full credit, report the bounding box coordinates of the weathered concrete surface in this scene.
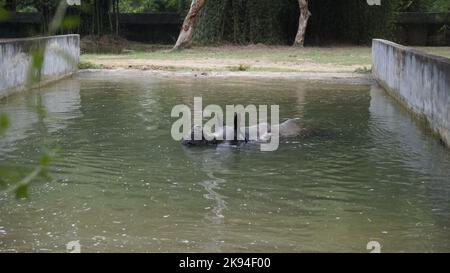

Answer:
[372,39,450,147]
[0,34,79,99]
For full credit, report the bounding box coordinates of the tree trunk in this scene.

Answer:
[173,0,206,50]
[114,0,120,36]
[293,0,311,47]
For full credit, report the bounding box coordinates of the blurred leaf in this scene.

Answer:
[61,15,80,29]
[1,145,59,198]
[39,170,51,181]
[0,7,10,22]
[39,146,61,167]
[0,113,9,134]
[0,165,27,185]
[35,104,47,119]
[28,46,45,84]
[0,177,6,188]
[49,1,69,34]
[0,0,66,200]
[25,101,48,119]
[53,47,78,68]
[39,153,52,166]
[9,166,42,199]
[15,185,28,199]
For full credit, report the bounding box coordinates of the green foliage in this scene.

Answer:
[4,0,449,43]
[28,46,45,84]
[0,0,65,200]
[192,0,297,45]
[79,60,101,69]
[3,0,183,36]
[15,184,28,199]
[0,118,60,199]
[61,15,81,29]
[425,0,450,11]
[308,0,404,44]
[400,0,450,12]
[119,0,179,12]
[27,1,73,84]
[0,4,10,21]
[189,0,406,46]
[0,114,8,135]
[0,148,59,199]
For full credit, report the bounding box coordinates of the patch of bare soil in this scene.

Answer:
[88,58,364,73]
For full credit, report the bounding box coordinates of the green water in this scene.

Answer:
[1,71,450,253]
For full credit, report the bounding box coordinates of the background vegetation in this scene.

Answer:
[118,0,178,12]
[198,0,402,45]
[401,0,450,12]
[0,0,449,44]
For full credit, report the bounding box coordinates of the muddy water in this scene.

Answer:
[0,71,449,252]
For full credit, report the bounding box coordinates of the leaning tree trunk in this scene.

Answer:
[173,0,206,50]
[293,0,311,47]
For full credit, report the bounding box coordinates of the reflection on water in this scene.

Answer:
[0,80,81,154]
[192,149,230,225]
[1,71,450,253]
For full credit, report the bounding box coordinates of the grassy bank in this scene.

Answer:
[80,44,450,73]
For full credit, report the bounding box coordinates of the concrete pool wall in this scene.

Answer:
[0,34,79,99]
[372,39,450,147]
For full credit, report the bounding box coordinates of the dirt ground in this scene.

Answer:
[80,40,450,74]
[81,43,373,73]
[87,58,366,73]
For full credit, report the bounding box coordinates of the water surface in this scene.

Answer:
[1,71,449,252]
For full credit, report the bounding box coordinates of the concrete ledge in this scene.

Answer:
[0,34,80,99]
[372,39,450,147]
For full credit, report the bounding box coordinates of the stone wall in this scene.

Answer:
[372,39,450,147]
[0,34,79,98]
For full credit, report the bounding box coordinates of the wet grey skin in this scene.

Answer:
[181,117,307,147]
